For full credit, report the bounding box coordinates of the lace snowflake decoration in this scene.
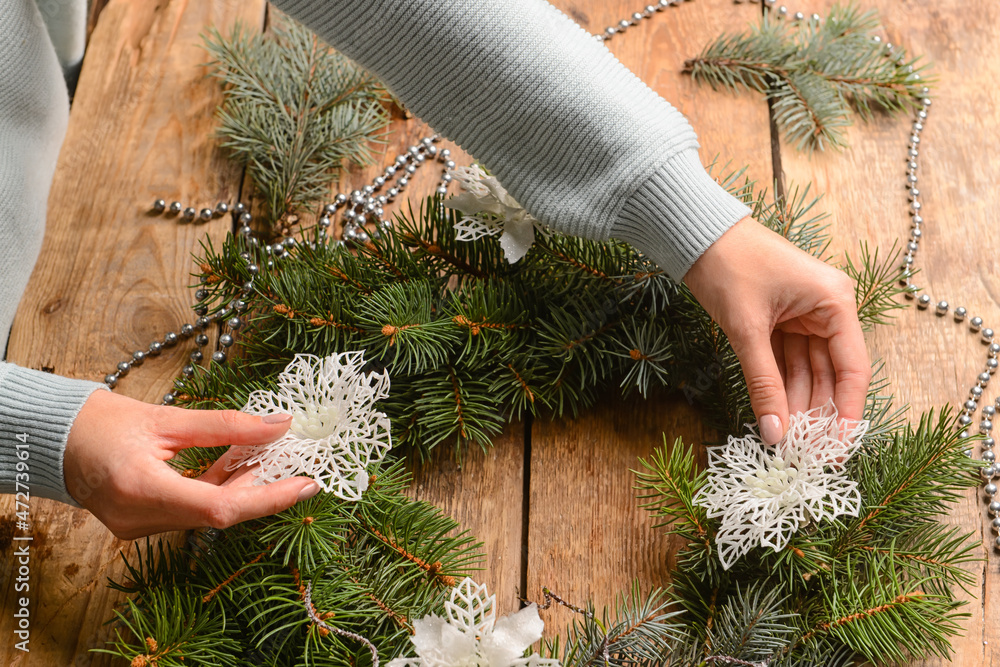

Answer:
[444,164,546,264]
[693,400,869,570]
[225,352,392,501]
[387,577,559,667]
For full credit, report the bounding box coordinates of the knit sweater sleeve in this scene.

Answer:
[0,0,107,508]
[269,0,751,281]
[0,364,107,507]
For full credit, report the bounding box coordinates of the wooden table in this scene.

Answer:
[1,0,997,664]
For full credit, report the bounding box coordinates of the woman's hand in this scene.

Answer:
[64,390,320,540]
[683,216,871,444]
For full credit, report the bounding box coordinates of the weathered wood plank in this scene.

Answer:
[775,2,999,664]
[0,1,266,665]
[527,0,774,637]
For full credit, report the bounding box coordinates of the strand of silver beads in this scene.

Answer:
[109,134,451,402]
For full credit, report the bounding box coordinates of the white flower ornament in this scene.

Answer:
[693,400,868,570]
[225,351,392,501]
[387,577,560,667]
[444,164,545,264]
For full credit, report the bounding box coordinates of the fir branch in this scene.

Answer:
[685,3,931,151]
[204,20,389,230]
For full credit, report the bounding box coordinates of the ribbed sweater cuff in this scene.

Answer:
[0,364,108,508]
[610,148,752,282]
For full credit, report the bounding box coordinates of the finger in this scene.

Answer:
[155,409,293,452]
[197,447,257,486]
[827,310,872,422]
[158,471,320,532]
[808,336,836,410]
[783,333,812,417]
[730,329,789,445]
[771,330,787,385]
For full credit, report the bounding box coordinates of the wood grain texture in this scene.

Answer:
[0,1,265,665]
[527,0,773,637]
[775,1,1000,664]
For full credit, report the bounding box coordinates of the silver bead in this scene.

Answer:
[971,316,984,332]
[907,241,919,253]
[148,341,163,356]
[190,350,203,363]
[212,351,227,364]
[116,361,131,376]
[918,110,928,119]
[195,316,210,330]
[220,333,234,347]
[811,13,820,21]
[989,500,1000,516]
[778,6,788,16]
[182,364,195,378]
[182,207,196,221]
[377,195,387,206]
[132,350,146,366]
[169,201,182,214]
[247,264,259,275]
[910,228,922,240]
[323,204,337,216]
[405,164,417,175]
[993,517,1000,533]
[983,465,996,480]
[195,333,209,346]
[445,160,456,170]
[985,437,997,449]
[439,149,452,161]
[991,342,1000,357]
[163,332,179,347]
[935,300,948,315]
[319,216,331,228]
[922,98,932,106]
[982,419,994,433]
[362,185,374,195]
[374,176,385,188]
[152,199,166,213]
[907,173,918,184]
[398,177,409,188]
[238,226,252,237]
[966,399,979,412]
[972,385,984,400]
[214,202,229,216]
[632,12,643,22]
[180,323,195,337]
[954,306,967,321]
[436,186,448,195]
[980,372,992,386]
[793,11,804,20]
[351,190,364,204]
[908,161,919,170]
[917,294,931,309]
[239,212,252,225]
[985,328,996,342]
[985,450,997,463]
[986,483,997,497]
[162,393,175,405]
[959,414,973,426]
[387,188,399,200]
[909,188,920,199]
[985,405,996,418]
[234,202,247,215]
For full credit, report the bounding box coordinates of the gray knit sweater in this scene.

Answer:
[0,0,749,507]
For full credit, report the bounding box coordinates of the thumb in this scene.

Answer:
[157,408,294,451]
[731,330,789,445]
[168,473,321,530]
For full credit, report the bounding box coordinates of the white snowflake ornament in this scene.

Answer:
[693,400,869,570]
[225,351,392,501]
[444,164,545,264]
[387,577,560,667]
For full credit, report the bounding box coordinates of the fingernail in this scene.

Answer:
[760,414,783,445]
[262,413,292,424]
[297,481,321,502]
